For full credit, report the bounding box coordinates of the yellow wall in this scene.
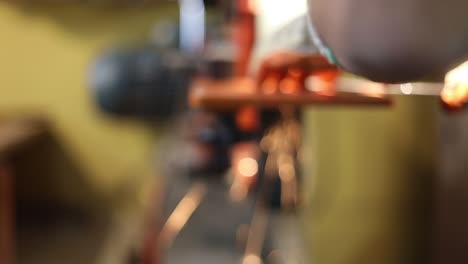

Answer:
[0,3,177,205]
[302,95,439,264]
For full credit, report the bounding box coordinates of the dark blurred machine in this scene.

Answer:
[88,0,228,120]
[90,46,194,120]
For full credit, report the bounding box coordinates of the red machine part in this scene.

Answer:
[232,0,256,77]
[232,0,260,132]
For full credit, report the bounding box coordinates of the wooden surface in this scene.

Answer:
[0,117,48,264]
[189,77,391,111]
[0,163,14,264]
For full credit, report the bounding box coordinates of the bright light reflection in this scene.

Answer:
[238,158,259,177]
[400,83,414,95]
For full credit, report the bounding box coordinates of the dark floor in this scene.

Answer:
[162,174,309,264]
[17,207,111,264]
[163,178,255,264]
[16,173,308,264]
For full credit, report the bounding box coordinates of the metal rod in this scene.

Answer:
[159,182,207,251]
[242,196,270,264]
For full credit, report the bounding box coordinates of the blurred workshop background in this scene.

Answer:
[0,1,467,264]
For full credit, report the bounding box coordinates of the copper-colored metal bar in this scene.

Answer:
[189,77,391,111]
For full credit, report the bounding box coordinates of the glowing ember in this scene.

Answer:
[442,61,468,107]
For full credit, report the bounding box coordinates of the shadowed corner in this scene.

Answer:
[0,116,114,264]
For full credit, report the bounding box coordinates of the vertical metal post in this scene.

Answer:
[179,0,206,55]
